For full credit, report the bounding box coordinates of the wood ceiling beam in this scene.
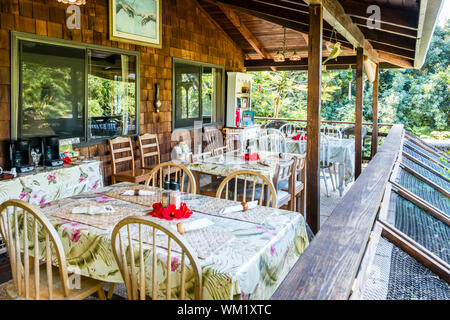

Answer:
[377,50,414,68]
[219,5,270,59]
[244,55,356,68]
[208,0,354,49]
[304,0,379,63]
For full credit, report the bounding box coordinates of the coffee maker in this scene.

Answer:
[43,136,63,167]
[9,140,34,173]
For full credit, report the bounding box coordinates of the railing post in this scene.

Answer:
[371,64,379,158]
[355,48,364,179]
[306,3,323,234]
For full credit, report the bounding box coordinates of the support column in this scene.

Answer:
[371,64,379,158]
[355,48,364,179]
[306,4,322,234]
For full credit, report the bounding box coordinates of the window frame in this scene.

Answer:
[10,31,141,146]
[172,57,225,130]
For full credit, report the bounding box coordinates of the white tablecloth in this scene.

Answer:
[287,138,355,182]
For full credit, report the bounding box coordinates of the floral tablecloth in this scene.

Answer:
[17,182,309,300]
[0,161,104,206]
[186,151,295,182]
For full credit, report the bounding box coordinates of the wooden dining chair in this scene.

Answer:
[145,162,197,194]
[111,216,202,300]
[272,158,296,210]
[109,136,151,184]
[0,200,106,300]
[138,133,161,170]
[216,170,277,208]
[280,155,306,213]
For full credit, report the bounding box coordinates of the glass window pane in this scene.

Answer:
[87,50,137,140]
[175,63,200,126]
[19,40,85,139]
[202,67,213,124]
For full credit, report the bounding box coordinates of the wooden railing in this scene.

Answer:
[271,124,404,300]
[254,116,394,127]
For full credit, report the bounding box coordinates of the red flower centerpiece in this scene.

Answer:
[291,134,307,141]
[243,153,260,161]
[148,202,193,221]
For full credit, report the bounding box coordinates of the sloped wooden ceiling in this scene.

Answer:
[196,0,439,69]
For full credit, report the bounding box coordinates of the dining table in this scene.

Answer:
[15,182,310,300]
[286,138,355,196]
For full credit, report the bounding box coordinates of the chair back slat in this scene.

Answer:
[109,137,135,175]
[34,218,39,300]
[23,212,29,299]
[138,133,160,169]
[152,227,157,300]
[127,224,138,300]
[45,233,52,300]
[111,217,202,300]
[146,162,197,194]
[118,232,132,299]
[139,224,145,300]
[216,170,277,208]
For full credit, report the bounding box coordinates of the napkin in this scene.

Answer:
[155,218,214,235]
[175,218,214,234]
[220,201,257,214]
[121,190,155,196]
[71,205,114,215]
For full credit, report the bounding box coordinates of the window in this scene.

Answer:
[12,33,139,143]
[173,59,224,129]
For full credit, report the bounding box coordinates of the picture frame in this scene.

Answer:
[109,0,162,48]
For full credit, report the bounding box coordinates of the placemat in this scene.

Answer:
[132,222,234,260]
[104,185,163,207]
[190,198,276,224]
[50,201,148,230]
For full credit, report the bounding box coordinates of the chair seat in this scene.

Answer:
[6,266,105,300]
[113,168,152,183]
[279,180,304,192]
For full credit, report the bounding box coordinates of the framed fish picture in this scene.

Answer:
[109,0,162,48]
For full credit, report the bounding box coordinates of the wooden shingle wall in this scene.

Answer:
[0,0,244,184]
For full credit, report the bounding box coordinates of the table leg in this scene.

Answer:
[338,163,344,197]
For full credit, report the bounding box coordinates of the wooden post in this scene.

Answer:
[371,64,379,158]
[355,48,364,179]
[306,4,322,234]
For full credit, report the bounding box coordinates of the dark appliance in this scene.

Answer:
[43,136,63,167]
[9,140,34,173]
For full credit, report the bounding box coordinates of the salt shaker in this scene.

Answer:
[170,191,181,209]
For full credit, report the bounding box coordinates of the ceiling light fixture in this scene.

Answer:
[273,27,287,62]
[290,50,301,61]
